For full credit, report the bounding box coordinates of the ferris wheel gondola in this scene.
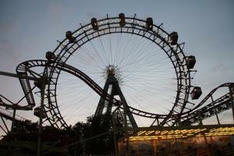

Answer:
[16,13,201,129]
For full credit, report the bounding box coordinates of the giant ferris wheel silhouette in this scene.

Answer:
[16,13,200,130]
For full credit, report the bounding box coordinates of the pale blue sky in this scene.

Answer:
[0,0,234,132]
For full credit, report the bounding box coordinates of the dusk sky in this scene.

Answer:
[0,0,234,135]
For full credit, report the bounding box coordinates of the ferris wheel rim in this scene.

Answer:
[45,14,192,128]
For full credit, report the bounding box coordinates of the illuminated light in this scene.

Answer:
[46,51,56,63]
[175,130,181,134]
[162,130,168,134]
[187,133,194,136]
[168,130,174,135]
[119,13,125,27]
[205,133,212,137]
[125,127,234,143]
[137,130,146,136]
[186,55,196,69]
[202,128,207,131]
[155,130,161,135]
[129,135,159,141]
[91,18,99,30]
[191,86,202,100]
[169,31,178,45]
[230,131,234,135]
[187,129,192,133]
[145,130,155,135]
[66,31,75,43]
[129,138,139,141]
[146,17,153,30]
[181,129,188,134]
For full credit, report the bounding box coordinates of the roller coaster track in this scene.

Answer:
[0,109,37,133]
[180,82,234,125]
[0,109,26,122]
[12,60,234,128]
[16,60,168,125]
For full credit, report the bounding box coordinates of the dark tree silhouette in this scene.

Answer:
[71,113,125,155]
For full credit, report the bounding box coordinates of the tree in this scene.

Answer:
[72,113,125,155]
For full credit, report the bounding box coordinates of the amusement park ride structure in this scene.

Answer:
[0,13,234,155]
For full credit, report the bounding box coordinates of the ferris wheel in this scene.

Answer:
[16,13,200,129]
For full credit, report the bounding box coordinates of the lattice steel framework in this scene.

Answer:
[15,14,196,129]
